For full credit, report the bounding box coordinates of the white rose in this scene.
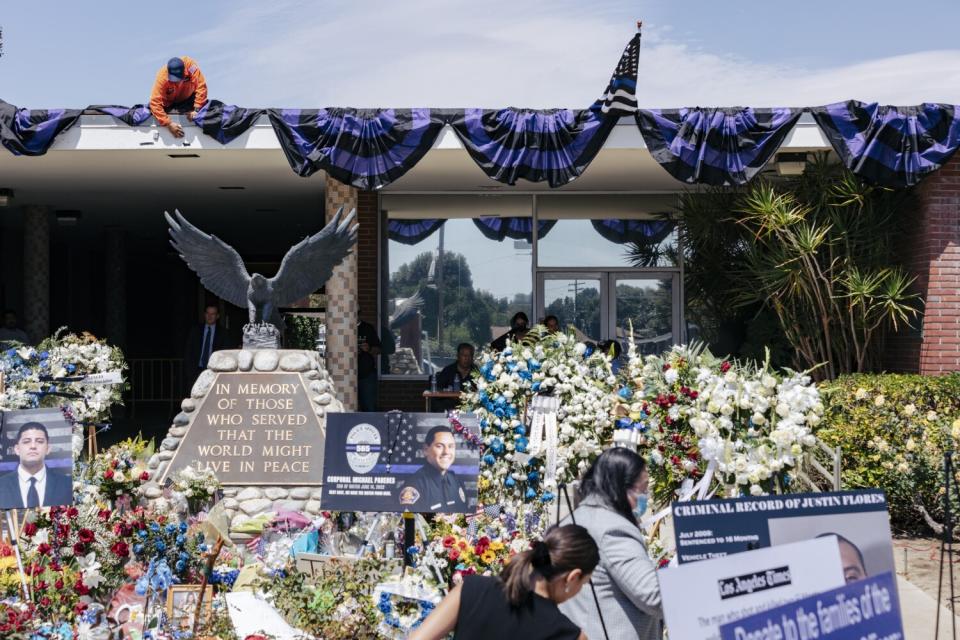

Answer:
[664,369,679,384]
[903,404,916,416]
[874,395,885,407]
[750,484,764,496]
[724,371,737,384]
[855,388,869,401]
[927,411,938,422]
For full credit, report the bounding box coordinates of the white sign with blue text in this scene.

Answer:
[659,537,846,640]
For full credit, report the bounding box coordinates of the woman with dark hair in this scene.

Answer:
[490,311,530,351]
[560,447,662,640]
[409,524,598,640]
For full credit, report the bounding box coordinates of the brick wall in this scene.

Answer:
[356,190,379,325]
[885,154,960,374]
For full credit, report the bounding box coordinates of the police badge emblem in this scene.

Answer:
[399,485,420,505]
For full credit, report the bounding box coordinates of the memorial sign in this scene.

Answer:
[160,372,325,485]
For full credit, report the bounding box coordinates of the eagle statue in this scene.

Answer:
[165,208,357,341]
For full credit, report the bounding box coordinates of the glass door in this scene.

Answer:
[538,273,604,343]
[608,274,679,356]
[537,271,680,350]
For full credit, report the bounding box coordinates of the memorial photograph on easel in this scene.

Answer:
[321,412,481,514]
[0,408,74,509]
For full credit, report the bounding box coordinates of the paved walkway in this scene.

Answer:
[899,575,960,639]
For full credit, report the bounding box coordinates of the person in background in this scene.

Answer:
[560,447,662,640]
[357,316,382,411]
[0,310,30,349]
[149,56,208,138]
[544,315,561,334]
[436,343,477,391]
[491,312,529,351]
[409,524,598,640]
[184,305,230,390]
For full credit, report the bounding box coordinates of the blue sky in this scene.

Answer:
[2,0,959,109]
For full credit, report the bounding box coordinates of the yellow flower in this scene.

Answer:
[481,550,496,564]
[951,418,960,441]
[489,541,505,551]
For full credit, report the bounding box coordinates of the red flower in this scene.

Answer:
[98,509,112,522]
[103,469,114,480]
[0,544,11,558]
[66,506,78,519]
[73,602,89,616]
[77,528,95,544]
[442,535,456,549]
[73,579,90,596]
[54,578,64,590]
[39,596,51,608]
[111,541,129,557]
[21,522,37,537]
[36,543,52,556]
[73,542,87,555]
[35,580,48,591]
[689,390,699,400]
[140,471,150,481]
[475,536,491,555]
[662,363,671,371]
[448,549,461,561]
[720,361,731,373]
[110,459,119,469]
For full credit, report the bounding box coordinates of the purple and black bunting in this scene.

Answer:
[267,108,449,190]
[473,216,556,241]
[0,100,82,156]
[88,104,153,127]
[446,108,620,187]
[387,219,446,245]
[811,101,960,188]
[635,107,803,186]
[591,218,674,245]
[192,101,264,145]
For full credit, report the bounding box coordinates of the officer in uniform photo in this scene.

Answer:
[399,425,468,512]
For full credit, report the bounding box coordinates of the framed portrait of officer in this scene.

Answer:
[322,412,480,514]
[0,408,75,509]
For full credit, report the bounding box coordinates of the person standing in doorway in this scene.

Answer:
[184,305,229,391]
[357,316,382,412]
[0,310,31,349]
[149,56,208,138]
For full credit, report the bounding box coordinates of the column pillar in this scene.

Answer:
[105,227,127,349]
[324,177,359,410]
[886,155,960,373]
[22,205,50,344]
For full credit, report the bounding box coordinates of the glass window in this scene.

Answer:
[383,195,533,376]
[537,194,679,268]
[613,276,674,355]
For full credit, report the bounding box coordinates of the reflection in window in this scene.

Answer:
[537,217,677,268]
[385,216,533,376]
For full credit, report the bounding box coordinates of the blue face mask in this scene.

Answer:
[633,494,649,520]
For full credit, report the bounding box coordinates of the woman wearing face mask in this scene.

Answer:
[409,524,598,640]
[559,447,662,640]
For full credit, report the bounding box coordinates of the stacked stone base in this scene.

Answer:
[142,349,343,538]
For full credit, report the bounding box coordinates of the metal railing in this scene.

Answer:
[125,358,184,417]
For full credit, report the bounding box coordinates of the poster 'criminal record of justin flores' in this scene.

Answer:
[160,373,326,485]
[671,490,895,585]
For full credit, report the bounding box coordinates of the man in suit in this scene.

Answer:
[398,426,469,513]
[0,422,73,509]
[184,305,230,390]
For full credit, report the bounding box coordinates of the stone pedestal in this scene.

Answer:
[143,349,343,537]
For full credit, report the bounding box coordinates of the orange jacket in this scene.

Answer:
[149,56,208,126]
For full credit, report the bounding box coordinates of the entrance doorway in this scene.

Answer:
[536,271,680,355]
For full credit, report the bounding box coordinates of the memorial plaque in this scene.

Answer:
[160,372,325,485]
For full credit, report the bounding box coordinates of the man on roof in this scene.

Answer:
[149,56,208,138]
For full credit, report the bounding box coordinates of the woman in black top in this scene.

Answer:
[409,524,599,640]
